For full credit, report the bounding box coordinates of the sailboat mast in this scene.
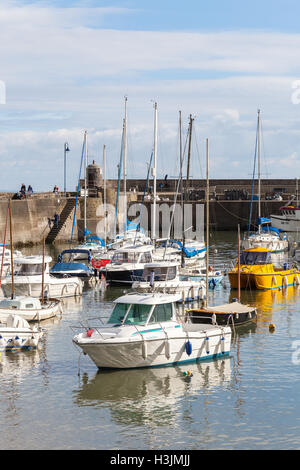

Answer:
[41,236,45,304]
[257,109,261,232]
[186,114,193,200]
[123,97,128,234]
[238,224,241,302]
[179,111,185,264]
[103,144,107,248]
[205,138,209,308]
[152,102,158,241]
[84,130,88,241]
[9,199,14,299]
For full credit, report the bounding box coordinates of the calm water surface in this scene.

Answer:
[1,232,300,450]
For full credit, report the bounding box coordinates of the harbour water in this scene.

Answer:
[1,232,300,450]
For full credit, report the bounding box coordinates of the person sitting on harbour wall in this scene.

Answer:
[27,185,33,196]
[53,185,59,193]
[20,183,26,198]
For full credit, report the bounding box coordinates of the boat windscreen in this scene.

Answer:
[15,263,44,275]
[142,266,177,281]
[111,252,140,264]
[107,303,130,324]
[107,303,152,325]
[124,304,152,325]
[240,251,271,265]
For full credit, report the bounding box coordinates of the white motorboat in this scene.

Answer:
[0,296,62,322]
[241,222,288,253]
[100,244,154,286]
[153,239,206,265]
[0,314,43,350]
[109,229,152,250]
[72,292,231,369]
[270,205,300,232]
[73,236,105,260]
[131,261,206,301]
[1,255,83,299]
[179,265,224,288]
[0,245,23,278]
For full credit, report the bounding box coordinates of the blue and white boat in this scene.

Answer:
[73,236,105,260]
[179,266,224,289]
[72,292,231,369]
[153,239,206,265]
[241,217,288,253]
[51,249,95,279]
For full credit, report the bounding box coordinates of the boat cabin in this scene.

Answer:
[107,293,181,326]
[279,206,300,218]
[0,296,42,310]
[14,256,52,275]
[139,262,178,282]
[240,248,271,266]
[110,246,153,265]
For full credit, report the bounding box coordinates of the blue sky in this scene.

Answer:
[1,0,300,190]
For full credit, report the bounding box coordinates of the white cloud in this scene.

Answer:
[1,3,300,189]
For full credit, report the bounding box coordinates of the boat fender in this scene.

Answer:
[272,276,277,287]
[185,340,192,356]
[28,335,39,347]
[142,341,147,360]
[205,336,210,354]
[165,338,171,359]
[14,336,24,348]
[294,275,300,285]
[283,275,288,288]
[0,335,6,348]
[86,328,94,337]
[220,332,225,354]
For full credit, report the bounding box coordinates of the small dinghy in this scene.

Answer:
[0,296,62,322]
[0,314,43,350]
[187,299,257,326]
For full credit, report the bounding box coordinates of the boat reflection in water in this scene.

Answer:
[229,284,300,331]
[0,348,42,379]
[73,357,231,426]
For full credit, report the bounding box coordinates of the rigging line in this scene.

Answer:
[114,123,124,237]
[248,119,259,232]
[260,118,271,179]
[193,121,204,179]
[70,134,86,243]
[134,151,153,245]
[163,119,188,259]
[216,200,253,223]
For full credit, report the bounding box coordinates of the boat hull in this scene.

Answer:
[1,279,83,298]
[228,269,300,290]
[104,269,143,286]
[73,328,231,369]
[189,308,257,326]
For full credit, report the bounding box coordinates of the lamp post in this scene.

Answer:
[64,142,70,196]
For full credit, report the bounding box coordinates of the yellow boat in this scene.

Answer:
[228,247,300,290]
